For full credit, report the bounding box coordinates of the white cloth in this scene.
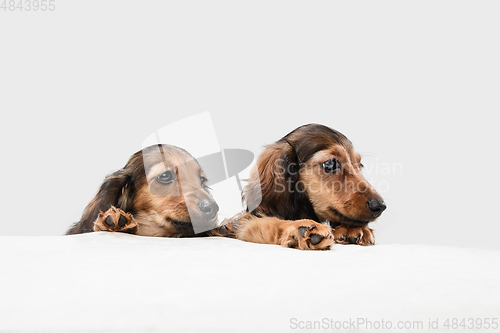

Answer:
[1,233,499,332]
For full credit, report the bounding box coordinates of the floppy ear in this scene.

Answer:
[66,170,135,235]
[244,142,304,220]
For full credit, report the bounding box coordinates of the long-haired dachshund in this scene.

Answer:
[216,124,386,249]
[67,144,219,237]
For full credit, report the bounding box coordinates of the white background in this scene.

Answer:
[1,1,499,249]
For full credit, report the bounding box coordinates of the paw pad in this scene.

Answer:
[333,226,375,246]
[347,234,360,244]
[105,216,114,227]
[118,215,127,228]
[290,223,333,250]
[310,234,324,245]
[93,207,137,234]
[298,224,316,237]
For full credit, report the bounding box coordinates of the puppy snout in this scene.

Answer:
[367,198,386,218]
[197,199,219,220]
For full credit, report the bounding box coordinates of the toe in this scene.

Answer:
[310,234,324,246]
[122,226,137,234]
[118,214,127,228]
[347,234,360,244]
[105,215,115,227]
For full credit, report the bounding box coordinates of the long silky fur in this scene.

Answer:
[243,141,318,221]
[243,124,352,222]
[66,151,145,235]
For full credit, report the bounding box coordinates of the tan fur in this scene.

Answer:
[300,144,381,224]
[93,207,137,234]
[214,124,386,249]
[234,214,334,250]
[67,145,217,237]
[332,225,375,246]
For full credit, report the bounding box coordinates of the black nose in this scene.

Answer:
[367,199,387,218]
[197,199,219,220]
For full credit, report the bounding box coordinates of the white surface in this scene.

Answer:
[1,2,500,252]
[1,233,499,332]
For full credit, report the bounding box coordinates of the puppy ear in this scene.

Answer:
[244,142,299,219]
[66,170,134,234]
[95,170,134,211]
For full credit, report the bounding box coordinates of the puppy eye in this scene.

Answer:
[200,176,208,185]
[322,159,340,173]
[157,171,175,184]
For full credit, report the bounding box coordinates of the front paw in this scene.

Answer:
[281,220,334,250]
[333,225,374,246]
[93,207,137,234]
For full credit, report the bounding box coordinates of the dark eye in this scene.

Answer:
[157,170,175,184]
[200,176,208,185]
[322,159,340,173]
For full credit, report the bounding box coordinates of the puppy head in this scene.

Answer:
[245,124,386,226]
[137,144,219,235]
[70,144,218,236]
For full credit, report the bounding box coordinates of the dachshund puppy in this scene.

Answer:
[217,124,386,248]
[66,144,219,237]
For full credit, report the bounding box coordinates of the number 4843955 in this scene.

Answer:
[443,318,498,330]
[1,0,56,11]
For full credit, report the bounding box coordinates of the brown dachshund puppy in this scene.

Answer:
[67,144,219,237]
[216,124,386,248]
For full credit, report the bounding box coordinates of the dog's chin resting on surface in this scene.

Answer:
[213,123,387,249]
[66,144,220,238]
[67,124,386,251]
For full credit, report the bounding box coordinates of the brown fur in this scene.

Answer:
[216,124,386,247]
[93,206,137,234]
[236,215,333,250]
[66,144,218,237]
